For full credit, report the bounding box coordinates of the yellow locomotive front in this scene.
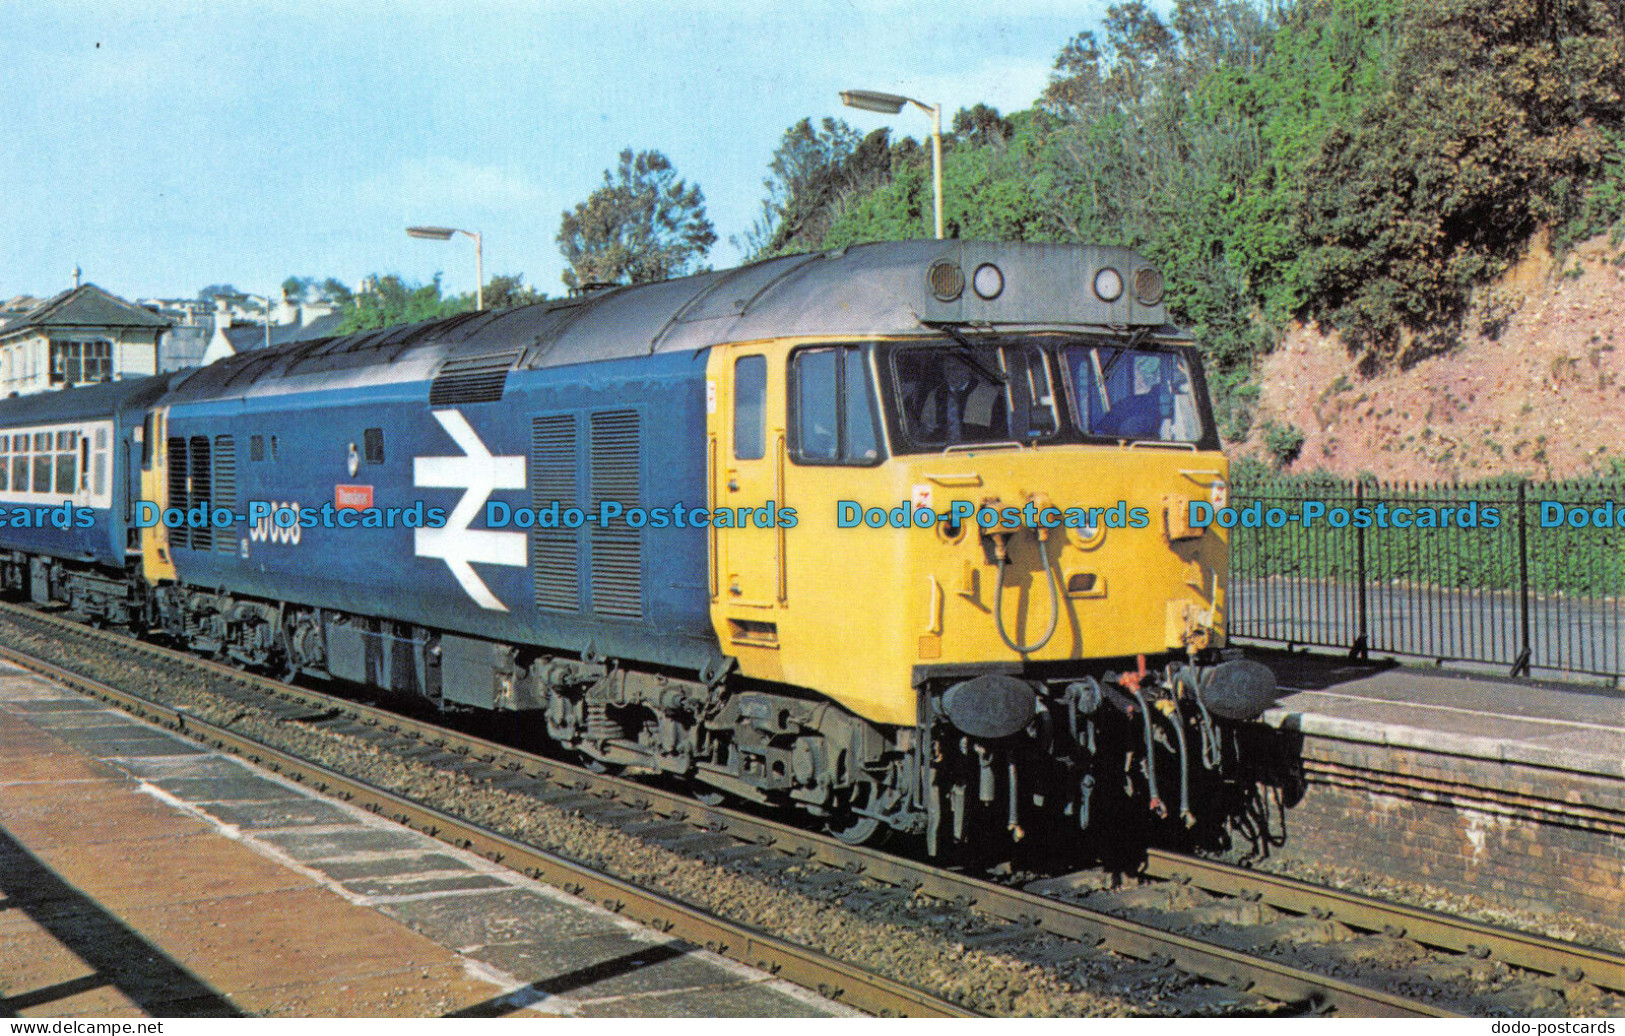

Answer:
[706,244,1275,849]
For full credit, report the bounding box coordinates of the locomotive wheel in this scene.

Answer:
[825,783,888,846]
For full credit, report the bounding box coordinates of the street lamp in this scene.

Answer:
[840,89,943,240]
[406,225,484,310]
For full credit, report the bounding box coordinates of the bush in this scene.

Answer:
[1261,419,1306,466]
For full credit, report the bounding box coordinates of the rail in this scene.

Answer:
[11,601,1605,1016]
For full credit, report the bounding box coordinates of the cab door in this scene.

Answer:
[712,345,785,623]
[138,407,176,582]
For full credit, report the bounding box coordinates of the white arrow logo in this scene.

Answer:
[414,409,526,611]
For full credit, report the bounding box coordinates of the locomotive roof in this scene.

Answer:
[163,240,1174,403]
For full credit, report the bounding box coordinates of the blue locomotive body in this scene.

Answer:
[159,350,719,675]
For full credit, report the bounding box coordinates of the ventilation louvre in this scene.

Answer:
[589,410,642,619]
[166,436,189,551]
[212,435,236,554]
[429,349,522,405]
[531,414,580,613]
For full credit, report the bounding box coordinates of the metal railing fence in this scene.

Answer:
[1227,474,1625,681]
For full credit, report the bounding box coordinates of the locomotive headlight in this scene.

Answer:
[1134,266,1165,306]
[928,260,965,302]
[972,263,1004,299]
[1209,478,1228,508]
[1093,267,1123,303]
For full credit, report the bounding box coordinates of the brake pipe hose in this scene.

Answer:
[993,533,1060,655]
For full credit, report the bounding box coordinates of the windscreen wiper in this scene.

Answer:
[1097,328,1152,384]
[932,323,1006,385]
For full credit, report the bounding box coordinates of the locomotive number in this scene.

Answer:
[249,502,303,545]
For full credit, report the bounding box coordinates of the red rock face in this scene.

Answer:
[1248,232,1625,482]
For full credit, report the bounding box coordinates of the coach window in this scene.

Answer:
[789,346,882,465]
[0,437,9,492]
[55,431,77,495]
[12,435,28,492]
[31,433,50,494]
[734,355,766,461]
[93,427,108,496]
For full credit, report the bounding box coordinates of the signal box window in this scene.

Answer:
[50,340,112,386]
[733,355,766,461]
[790,346,882,465]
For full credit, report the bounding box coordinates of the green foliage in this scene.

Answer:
[819,110,1068,248]
[1230,470,1625,595]
[737,117,863,258]
[279,275,354,306]
[195,284,241,303]
[482,274,546,309]
[1553,130,1625,254]
[317,277,353,307]
[1294,0,1625,359]
[1260,418,1305,466]
[738,0,1625,405]
[337,273,470,332]
[557,149,716,290]
[1210,369,1260,443]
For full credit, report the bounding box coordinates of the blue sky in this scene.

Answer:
[0,1,1107,302]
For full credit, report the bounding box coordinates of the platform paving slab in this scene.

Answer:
[0,660,851,1018]
[1262,653,1625,776]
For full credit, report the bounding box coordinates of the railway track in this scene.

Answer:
[1,600,1618,1017]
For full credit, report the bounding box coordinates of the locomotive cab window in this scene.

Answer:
[733,355,767,461]
[789,345,882,465]
[1065,344,1202,443]
[886,340,1058,452]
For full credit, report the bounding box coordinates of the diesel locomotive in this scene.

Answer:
[0,241,1274,851]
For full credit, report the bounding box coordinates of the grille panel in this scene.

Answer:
[589,410,642,619]
[212,435,236,554]
[187,436,213,552]
[429,349,521,405]
[531,414,580,612]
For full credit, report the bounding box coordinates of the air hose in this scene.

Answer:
[992,532,1060,655]
[1168,694,1195,828]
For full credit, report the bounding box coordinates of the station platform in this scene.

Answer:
[1247,649,1625,922]
[1259,651,1625,779]
[0,662,849,1018]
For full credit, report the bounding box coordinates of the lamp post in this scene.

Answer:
[840,89,943,240]
[406,225,484,310]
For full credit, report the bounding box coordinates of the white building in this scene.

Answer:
[0,284,171,396]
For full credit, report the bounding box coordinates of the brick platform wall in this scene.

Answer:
[1267,736,1625,919]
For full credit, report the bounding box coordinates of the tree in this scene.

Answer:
[281,276,314,302]
[196,284,241,303]
[1296,0,1625,359]
[556,149,716,289]
[951,104,1015,149]
[338,273,470,332]
[737,117,862,258]
[317,277,353,306]
[482,274,545,309]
